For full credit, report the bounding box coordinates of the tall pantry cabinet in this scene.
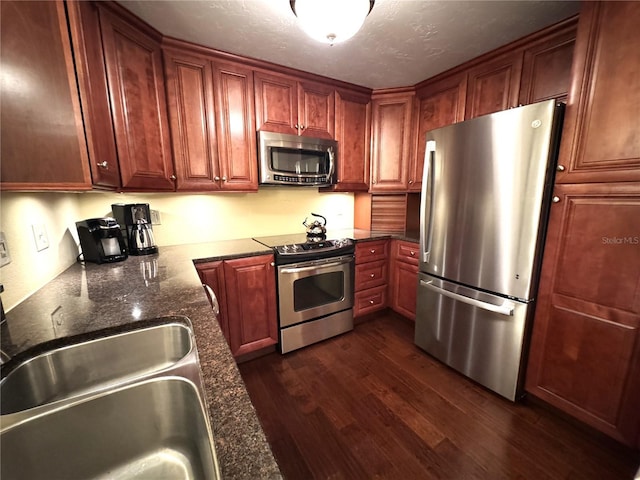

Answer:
[525,1,640,448]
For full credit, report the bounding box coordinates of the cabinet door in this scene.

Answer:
[99,6,175,191]
[412,73,467,192]
[164,49,220,191]
[518,21,577,105]
[67,0,121,189]
[196,261,229,342]
[555,2,640,184]
[254,71,298,135]
[0,0,91,190]
[465,50,523,119]
[331,89,371,191]
[298,80,335,139]
[370,93,415,192]
[214,62,258,191]
[526,183,640,447]
[390,260,419,321]
[223,255,278,357]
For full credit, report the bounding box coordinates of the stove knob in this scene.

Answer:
[282,245,289,252]
[291,244,299,251]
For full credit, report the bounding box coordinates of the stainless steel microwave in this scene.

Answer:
[258,131,337,186]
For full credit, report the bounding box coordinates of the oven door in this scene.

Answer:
[277,256,354,328]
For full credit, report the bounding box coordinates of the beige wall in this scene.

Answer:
[0,189,353,310]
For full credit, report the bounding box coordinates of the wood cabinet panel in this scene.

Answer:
[370,93,415,192]
[99,6,175,191]
[0,0,91,190]
[195,260,229,341]
[330,89,371,191]
[519,24,576,105]
[390,260,419,321]
[412,73,467,192]
[556,2,640,184]
[355,240,389,264]
[223,255,278,357]
[298,80,335,139]
[254,71,298,135]
[526,183,640,446]
[214,62,258,191]
[354,285,387,317]
[164,50,219,191]
[465,51,523,119]
[355,260,387,291]
[67,0,121,189]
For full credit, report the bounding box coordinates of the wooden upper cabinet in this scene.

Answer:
[67,0,121,189]
[164,49,219,191]
[465,50,523,119]
[370,91,415,192]
[526,182,640,447]
[214,62,258,191]
[555,2,640,184]
[412,73,467,192]
[331,89,371,191]
[255,71,335,138]
[98,6,175,191]
[519,19,577,105]
[0,0,91,190]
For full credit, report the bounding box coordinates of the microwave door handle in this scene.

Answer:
[420,141,436,263]
[327,146,335,180]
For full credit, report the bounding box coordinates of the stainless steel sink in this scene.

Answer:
[1,321,195,414]
[1,376,220,480]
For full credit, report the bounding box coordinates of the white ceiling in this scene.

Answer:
[119,0,580,89]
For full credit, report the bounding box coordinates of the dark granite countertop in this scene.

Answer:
[0,229,418,479]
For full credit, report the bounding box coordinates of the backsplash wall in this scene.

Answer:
[0,189,354,310]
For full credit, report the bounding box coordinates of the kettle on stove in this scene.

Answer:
[303,213,327,237]
[129,218,158,255]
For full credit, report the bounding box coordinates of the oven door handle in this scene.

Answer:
[280,258,352,274]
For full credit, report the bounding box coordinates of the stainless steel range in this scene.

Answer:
[253,234,355,354]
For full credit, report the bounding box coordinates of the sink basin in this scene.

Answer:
[1,376,220,480]
[1,321,194,415]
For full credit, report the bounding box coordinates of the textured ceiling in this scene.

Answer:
[119,0,580,89]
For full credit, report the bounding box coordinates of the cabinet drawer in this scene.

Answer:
[354,285,387,317]
[393,240,419,265]
[355,240,388,264]
[355,260,387,291]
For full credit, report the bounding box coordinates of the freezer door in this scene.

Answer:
[415,273,529,401]
[420,100,561,300]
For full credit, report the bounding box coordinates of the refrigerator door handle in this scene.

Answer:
[420,142,436,263]
[420,279,515,316]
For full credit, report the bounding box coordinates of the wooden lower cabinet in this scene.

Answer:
[389,240,419,320]
[196,254,278,359]
[354,240,389,317]
[526,183,640,447]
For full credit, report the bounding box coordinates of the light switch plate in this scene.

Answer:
[150,209,161,225]
[32,224,50,251]
[0,232,11,266]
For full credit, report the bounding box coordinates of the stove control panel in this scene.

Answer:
[274,238,354,257]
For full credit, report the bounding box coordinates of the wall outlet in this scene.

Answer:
[0,232,11,266]
[32,224,49,251]
[150,209,161,225]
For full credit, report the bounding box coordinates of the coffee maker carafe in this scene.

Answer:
[111,203,158,256]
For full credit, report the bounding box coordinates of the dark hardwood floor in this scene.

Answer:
[238,312,640,480]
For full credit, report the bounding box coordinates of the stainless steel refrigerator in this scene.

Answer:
[415,100,564,401]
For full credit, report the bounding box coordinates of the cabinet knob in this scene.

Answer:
[410,251,415,256]
[97,161,109,169]
[170,175,177,181]
[214,176,221,181]
[294,124,300,130]
[369,300,375,305]
[222,176,227,182]
[408,180,413,184]
[370,249,376,254]
[372,180,377,184]
[370,273,375,278]
[270,262,275,267]
[556,165,565,172]
[552,196,561,203]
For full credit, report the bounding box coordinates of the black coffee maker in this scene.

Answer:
[111,203,158,256]
[76,218,128,264]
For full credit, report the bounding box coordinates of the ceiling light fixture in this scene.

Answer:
[290,0,375,46]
